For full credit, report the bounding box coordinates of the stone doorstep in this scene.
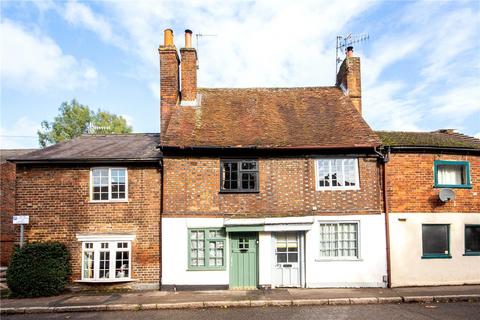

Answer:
[1,294,480,314]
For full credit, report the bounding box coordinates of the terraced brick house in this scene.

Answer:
[7,135,162,290]
[377,131,480,287]
[159,29,387,290]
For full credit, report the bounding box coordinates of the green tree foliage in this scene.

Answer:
[6,242,70,297]
[38,99,132,147]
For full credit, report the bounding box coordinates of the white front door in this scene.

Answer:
[273,232,301,287]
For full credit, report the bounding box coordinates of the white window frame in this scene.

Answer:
[90,167,128,202]
[77,234,135,282]
[317,221,361,261]
[314,158,360,191]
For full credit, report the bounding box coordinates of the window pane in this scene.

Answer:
[115,251,129,278]
[320,223,358,258]
[422,225,449,255]
[288,253,298,262]
[277,253,287,263]
[437,165,464,185]
[317,159,357,188]
[83,251,94,279]
[466,226,480,253]
[99,251,110,278]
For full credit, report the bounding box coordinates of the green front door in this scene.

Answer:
[229,233,258,289]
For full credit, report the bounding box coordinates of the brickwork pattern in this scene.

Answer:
[386,153,480,212]
[159,46,180,136]
[15,165,161,284]
[1,162,17,265]
[163,157,383,217]
[180,48,197,102]
[336,57,362,113]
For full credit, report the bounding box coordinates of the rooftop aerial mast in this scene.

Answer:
[335,33,369,78]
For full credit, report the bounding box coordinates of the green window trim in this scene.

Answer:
[433,160,471,189]
[422,224,451,259]
[188,228,226,271]
[465,224,480,255]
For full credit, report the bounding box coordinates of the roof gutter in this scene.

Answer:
[160,144,381,151]
[388,146,480,153]
[9,158,162,164]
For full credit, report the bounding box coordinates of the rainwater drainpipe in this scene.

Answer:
[159,159,164,290]
[374,146,392,288]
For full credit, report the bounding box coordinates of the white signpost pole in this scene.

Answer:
[13,215,29,248]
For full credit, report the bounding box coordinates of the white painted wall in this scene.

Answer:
[305,214,387,288]
[162,215,387,288]
[389,213,480,287]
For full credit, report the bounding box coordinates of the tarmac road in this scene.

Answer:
[3,302,480,320]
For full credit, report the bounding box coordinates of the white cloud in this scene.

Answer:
[0,20,98,91]
[62,1,125,49]
[0,117,40,149]
[475,132,480,139]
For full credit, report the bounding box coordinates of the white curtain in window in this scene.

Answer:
[437,165,462,185]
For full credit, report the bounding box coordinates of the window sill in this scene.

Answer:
[89,200,129,204]
[421,255,452,259]
[433,184,472,189]
[463,252,480,256]
[75,278,136,283]
[187,267,226,271]
[315,258,362,262]
[316,187,360,192]
[219,191,260,194]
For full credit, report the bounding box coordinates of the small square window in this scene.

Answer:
[315,159,359,190]
[465,225,480,255]
[434,160,471,189]
[422,224,451,259]
[220,160,259,192]
[91,168,128,201]
[189,228,226,270]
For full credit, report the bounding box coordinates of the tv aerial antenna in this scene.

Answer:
[195,33,217,68]
[335,32,369,77]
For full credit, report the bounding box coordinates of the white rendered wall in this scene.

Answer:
[163,215,387,288]
[389,213,480,287]
[162,218,229,286]
[305,214,387,288]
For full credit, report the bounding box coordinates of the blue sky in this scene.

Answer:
[1,0,479,149]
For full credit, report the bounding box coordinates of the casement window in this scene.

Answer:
[188,228,226,270]
[465,225,480,256]
[77,234,135,282]
[319,222,359,259]
[434,160,471,189]
[90,168,128,201]
[422,224,451,259]
[220,159,259,192]
[315,159,359,190]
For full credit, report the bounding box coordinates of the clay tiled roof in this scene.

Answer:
[376,130,480,149]
[9,134,161,162]
[162,87,381,148]
[0,149,37,163]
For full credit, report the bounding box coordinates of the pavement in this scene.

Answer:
[1,285,480,315]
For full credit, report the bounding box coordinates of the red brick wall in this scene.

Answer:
[163,157,383,217]
[15,165,161,285]
[336,57,361,113]
[386,153,480,212]
[1,162,17,266]
[159,46,179,137]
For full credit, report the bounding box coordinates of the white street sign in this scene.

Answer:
[13,215,29,224]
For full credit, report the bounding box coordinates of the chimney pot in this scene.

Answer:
[164,28,174,47]
[185,29,193,48]
[346,46,354,58]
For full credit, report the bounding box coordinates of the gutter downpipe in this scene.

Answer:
[375,146,391,288]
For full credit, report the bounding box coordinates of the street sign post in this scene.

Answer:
[13,215,29,248]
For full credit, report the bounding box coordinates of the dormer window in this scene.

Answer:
[90,168,128,202]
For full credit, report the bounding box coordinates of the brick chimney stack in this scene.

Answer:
[336,46,362,114]
[180,29,198,105]
[159,28,180,136]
